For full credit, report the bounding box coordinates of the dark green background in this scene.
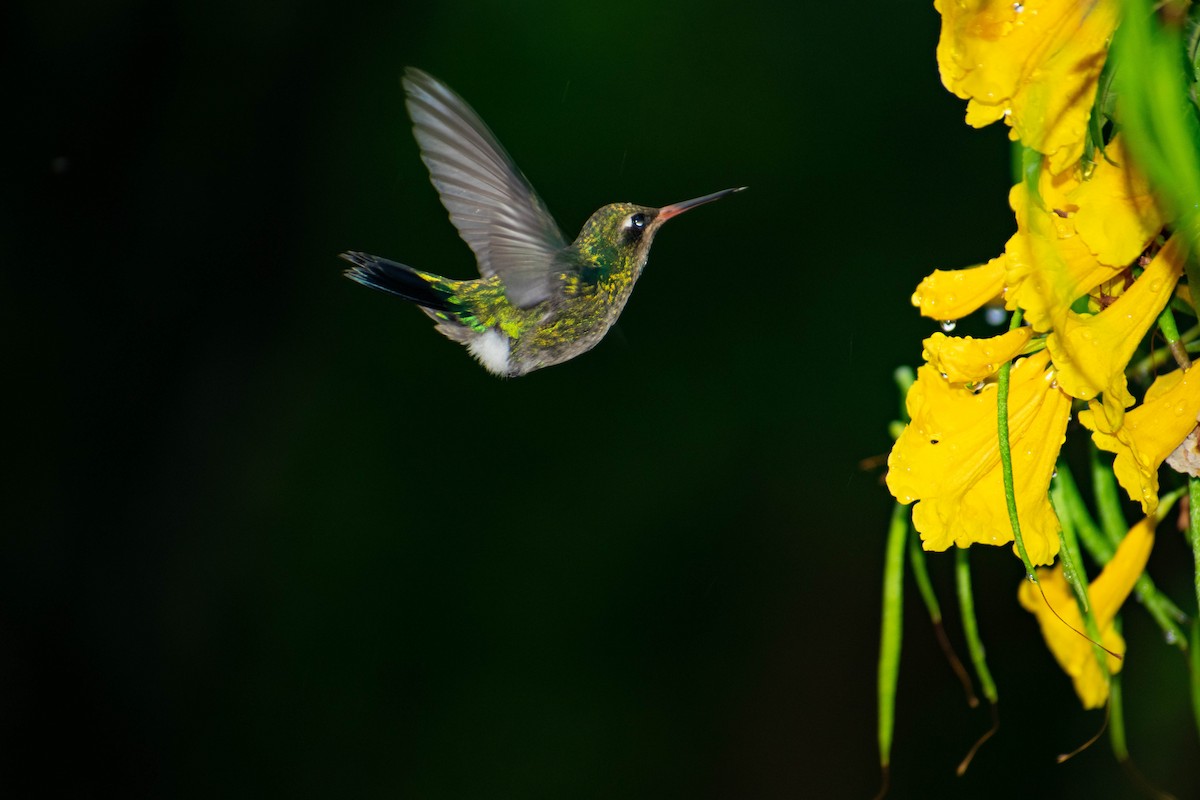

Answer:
[8,1,1199,796]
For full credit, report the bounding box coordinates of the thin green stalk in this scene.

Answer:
[1133,321,1199,379]
[998,308,1036,579]
[1052,475,1090,613]
[877,502,908,771]
[907,526,941,622]
[1109,621,1129,762]
[1052,474,1113,709]
[1055,462,1114,562]
[1090,445,1128,548]
[956,547,998,704]
[1191,477,1200,644]
[893,366,915,422]
[908,530,978,707]
[1158,304,1192,370]
[1191,619,1200,742]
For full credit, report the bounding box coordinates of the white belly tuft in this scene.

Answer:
[467,329,511,376]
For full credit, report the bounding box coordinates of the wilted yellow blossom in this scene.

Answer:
[1018,516,1154,708]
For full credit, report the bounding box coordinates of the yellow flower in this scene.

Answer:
[1072,140,1164,266]
[921,328,1033,384]
[911,255,1006,321]
[936,0,1119,174]
[1017,516,1155,708]
[1047,235,1185,430]
[1080,364,1200,514]
[888,349,1071,565]
[912,138,1163,331]
[1005,136,1164,334]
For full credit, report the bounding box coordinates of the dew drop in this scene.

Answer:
[1013,1,1024,11]
[1165,629,1178,645]
[940,319,957,332]
[1051,469,1058,478]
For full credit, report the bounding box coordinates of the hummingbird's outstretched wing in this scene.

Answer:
[404,68,569,308]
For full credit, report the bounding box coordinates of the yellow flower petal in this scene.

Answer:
[1004,207,1120,334]
[911,255,1007,321]
[921,328,1034,384]
[887,349,1071,565]
[1072,137,1165,266]
[936,0,1118,174]
[1006,1,1118,174]
[1048,236,1185,429]
[1017,517,1154,708]
[1004,140,1160,334]
[1080,366,1200,513]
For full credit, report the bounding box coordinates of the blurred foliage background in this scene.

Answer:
[6,0,1199,796]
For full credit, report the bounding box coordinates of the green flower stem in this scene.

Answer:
[1090,446,1128,548]
[1171,297,1198,320]
[1191,619,1200,741]
[907,523,941,622]
[1055,462,1114,562]
[1052,476,1090,613]
[908,528,979,707]
[1191,477,1200,641]
[1192,475,1200,590]
[956,547,998,705]
[1132,322,1200,379]
[1157,303,1192,370]
[893,366,915,422]
[1052,474,1113,704]
[1109,621,1129,762]
[997,308,1036,579]
[1159,303,1184,344]
[877,502,908,770]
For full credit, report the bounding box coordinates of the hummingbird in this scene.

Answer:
[342,67,744,377]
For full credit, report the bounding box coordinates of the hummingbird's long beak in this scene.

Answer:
[657,186,747,222]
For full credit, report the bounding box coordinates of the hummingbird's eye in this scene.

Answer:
[623,212,646,243]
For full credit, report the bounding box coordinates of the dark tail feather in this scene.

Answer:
[340,251,456,313]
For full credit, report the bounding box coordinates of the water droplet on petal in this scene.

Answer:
[940,320,957,332]
[1013,1,1024,11]
[985,306,1007,326]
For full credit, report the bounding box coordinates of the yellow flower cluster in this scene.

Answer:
[889,0,1200,707]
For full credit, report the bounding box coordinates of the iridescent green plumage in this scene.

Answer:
[342,68,743,377]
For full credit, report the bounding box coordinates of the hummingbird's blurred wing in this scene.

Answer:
[404,68,569,308]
